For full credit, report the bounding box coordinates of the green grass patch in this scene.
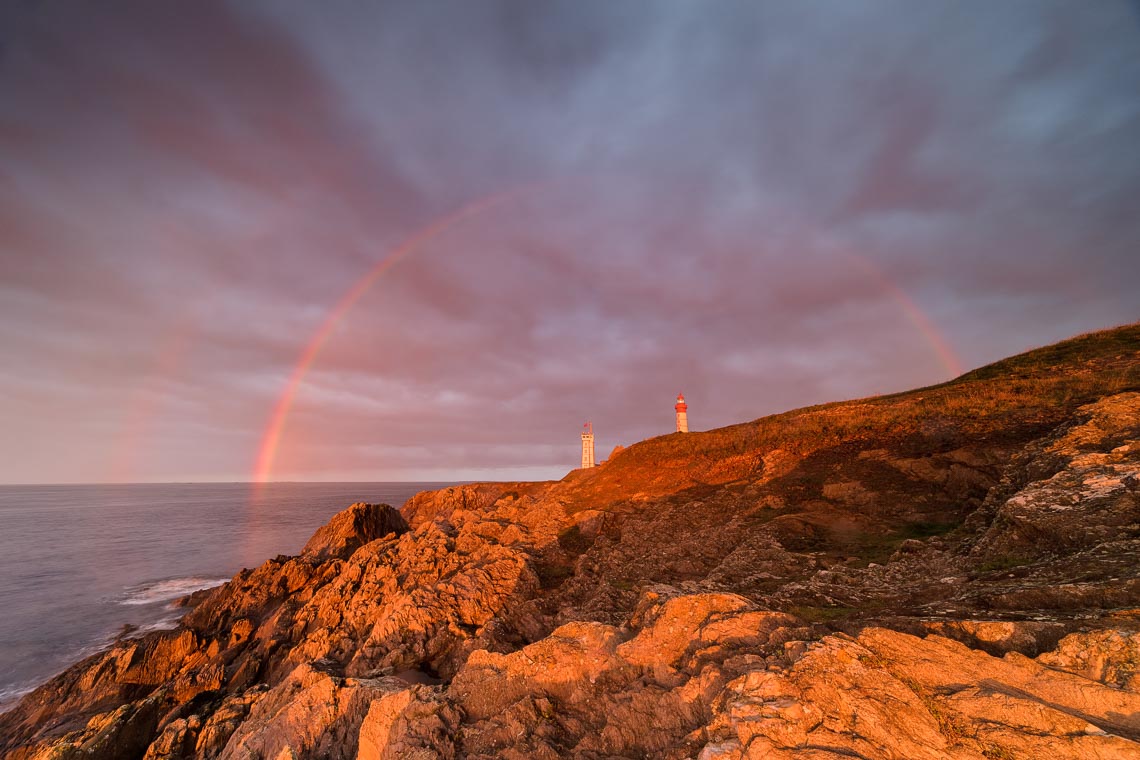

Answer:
[898,521,957,539]
[835,522,957,566]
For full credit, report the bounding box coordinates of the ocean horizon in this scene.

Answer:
[0,481,457,708]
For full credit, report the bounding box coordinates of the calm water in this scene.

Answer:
[0,482,453,708]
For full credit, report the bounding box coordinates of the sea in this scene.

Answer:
[0,481,455,710]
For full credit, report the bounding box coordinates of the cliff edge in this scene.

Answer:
[2,323,1139,759]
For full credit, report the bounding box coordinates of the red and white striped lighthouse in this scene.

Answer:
[675,393,689,433]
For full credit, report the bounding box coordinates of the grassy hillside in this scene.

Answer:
[559,322,1140,514]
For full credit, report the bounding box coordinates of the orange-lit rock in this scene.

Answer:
[2,325,1139,759]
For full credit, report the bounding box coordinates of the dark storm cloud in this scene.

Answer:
[0,0,1138,483]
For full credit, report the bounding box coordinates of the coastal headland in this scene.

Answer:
[3,324,1140,759]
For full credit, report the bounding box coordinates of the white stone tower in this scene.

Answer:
[581,421,595,469]
[675,393,689,433]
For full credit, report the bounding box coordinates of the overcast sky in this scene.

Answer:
[1,1,1138,484]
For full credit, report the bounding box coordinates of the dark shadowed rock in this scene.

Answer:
[302,502,409,560]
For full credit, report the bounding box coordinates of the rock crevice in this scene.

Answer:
[4,326,1140,759]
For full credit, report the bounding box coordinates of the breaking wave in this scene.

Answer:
[119,576,229,606]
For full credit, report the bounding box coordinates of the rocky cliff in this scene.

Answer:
[3,324,1140,759]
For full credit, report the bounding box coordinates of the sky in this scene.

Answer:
[0,1,1138,484]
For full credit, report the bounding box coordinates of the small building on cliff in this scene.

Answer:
[675,393,689,433]
[581,422,595,469]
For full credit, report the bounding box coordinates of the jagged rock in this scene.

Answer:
[618,590,755,667]
[701,627,1140,759]
[301,502,408,560]
[193,688,266,757]
[143,713,200,760]
[0,501,541,758]
[356,683,459,760]
[702,641,958,759]
[448,592,810,759]
[27,691,166,760]
[976,393,1140,558]
[1037,629,1140,690]
[215,663,391,760]
[3,325,1140,759]
[922,619,1070,656]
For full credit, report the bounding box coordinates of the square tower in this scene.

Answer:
[581,422,595,468]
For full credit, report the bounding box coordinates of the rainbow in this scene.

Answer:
[843,252,963,378]
[253,190,964,483]
[252,189,525,485]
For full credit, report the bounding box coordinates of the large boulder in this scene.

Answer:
[701,626,1140,759]
[976,393,1140,558]
[302,502,409,560]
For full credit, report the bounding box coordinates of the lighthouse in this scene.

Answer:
[581,421,596,469]
[675,393,689,433]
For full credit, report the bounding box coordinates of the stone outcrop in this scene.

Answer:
[1038,629,1140,690]
[0,500,542,757]
[974,392,1140,559]
[700,625,1140,760]
[349,590,1140,760]
[301,502,409,560]
[447,592,809,759]
[3,324,1140,758]
[11,588,1140,759]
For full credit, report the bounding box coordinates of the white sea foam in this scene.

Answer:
[0,482,444,716]
[2,577,228,711]
[120,576,229,606]
[0,681,37,710]
[73,633,119,661]
[137,614,181,633]
[68,612,182,664]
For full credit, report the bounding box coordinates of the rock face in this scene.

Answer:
[301,502,409,560]
[0,497,547,759]
[702,625,1140,760]
[3,324,1140,759]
